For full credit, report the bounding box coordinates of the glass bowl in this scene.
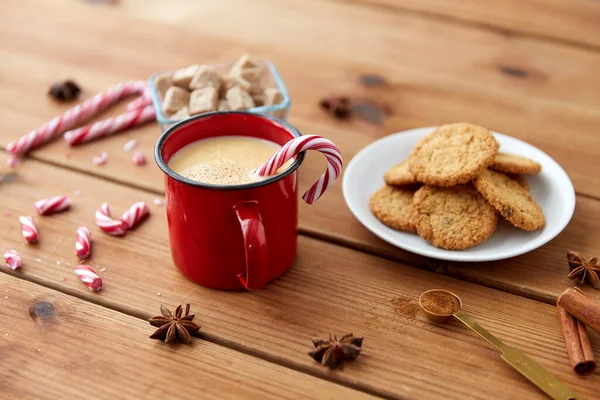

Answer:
[148,60,291,132]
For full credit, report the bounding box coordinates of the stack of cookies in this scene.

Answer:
[369,123,544,250]
[154,54,283,120]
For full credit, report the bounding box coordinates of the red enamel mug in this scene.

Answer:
[155,111,306,290]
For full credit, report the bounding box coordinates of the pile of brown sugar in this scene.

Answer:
[420,291,460,315]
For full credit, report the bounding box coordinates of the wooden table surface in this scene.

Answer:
[1,1,599,399]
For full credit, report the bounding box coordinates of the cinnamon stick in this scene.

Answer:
[557,305,597,375]
[557,287,600,334]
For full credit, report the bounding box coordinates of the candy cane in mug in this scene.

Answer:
[95,203,126,236]
[255,135,343,204]
[34,195,70,216]
[4,250,22,270]
[19,216,39,243]
[6,81,149,161]
[75,226,92,260]
[74,264,102,292]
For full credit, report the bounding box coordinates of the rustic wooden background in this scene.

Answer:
[1,0,599,398]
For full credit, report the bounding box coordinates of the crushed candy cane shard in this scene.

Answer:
[74,265,102,292]
[123,139,139,151]
[4,250,22,270]
[19,216,39,243]
[35,195,70,216]
[121,201,149,229]
[132,152,147,166]
[75,226,91,259]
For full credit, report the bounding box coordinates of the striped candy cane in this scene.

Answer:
[19,216,39,243]
[75,226,91,260]
[64,104,155,146]
[121,201,149,229]
[34,195,70,216]
[6,80,149,162]
[4,250,22,270]
[74,265,102,292]
[255,135,343,204]
[95,203,126,236]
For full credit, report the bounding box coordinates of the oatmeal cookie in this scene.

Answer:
[489,152,541,175]
[369,185,417,232]
[473,169,544,231]
[408,123,498,186]
[412,184,498,250]
[383,160,418,186]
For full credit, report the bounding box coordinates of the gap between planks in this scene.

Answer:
[319,0,600,54]
[0,268,394,400]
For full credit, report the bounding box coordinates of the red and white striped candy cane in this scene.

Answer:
[6,81,148,161]
[95,203,126,236]
[125,87,153,112]
[19,216,39,243]
[64,104,155,146]
[121,201,149,229]
[75,226,91,259]
[255,135,343,204]
[4,250,22,270]
[35,195,70,216]
[74,264,102,292]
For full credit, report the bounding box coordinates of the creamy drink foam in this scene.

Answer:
[168,136,291,185]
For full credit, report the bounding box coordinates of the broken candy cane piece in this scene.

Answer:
[75,226,91,259]
[19,216,39,243]
[35,195,70,216]
[121,201,149,229]
[92,152,108,165]
[4,250,22,270]
[123,139,139,151]
[95,203,126,236]
[74,264,102,292]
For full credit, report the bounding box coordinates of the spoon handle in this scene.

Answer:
[453,310,508,352]
[453,311,580,400]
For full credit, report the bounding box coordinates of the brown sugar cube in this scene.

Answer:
[232,54,258,70]
[264,88,283,106]
[154,72,173,99]
[189,66,223,91]
[170,106,190,120]
[172,65,199,88]
[229,68,263,94]
[226,86,255,111]
[189,87,218,115]
[218,100,230,111]
[224,75,252,93]
[162,86,190,115]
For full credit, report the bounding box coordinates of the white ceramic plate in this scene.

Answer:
[343,127,575,262]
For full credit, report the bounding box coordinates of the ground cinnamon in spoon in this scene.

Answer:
[421,291,460,315]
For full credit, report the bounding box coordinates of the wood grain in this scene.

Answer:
[0,156,598,399]
[2,0,600,197]
[0,273,376,400]
[335,0,600,50]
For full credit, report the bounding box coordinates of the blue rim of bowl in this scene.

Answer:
[148,60,291,126]
[154,111,305,191]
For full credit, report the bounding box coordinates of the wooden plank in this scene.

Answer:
[0,274,376,400]
[1,0,600,198]
[335,0,600,50]
[0,156,598,399]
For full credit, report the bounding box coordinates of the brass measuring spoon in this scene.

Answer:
[419,289,581,400]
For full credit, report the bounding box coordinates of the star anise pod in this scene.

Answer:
[308,332,363,369]
[149,304,200,344]
[319,96,351,119]
[567,250,600,289]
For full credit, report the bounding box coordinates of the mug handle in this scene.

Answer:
[233,201,268,290]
